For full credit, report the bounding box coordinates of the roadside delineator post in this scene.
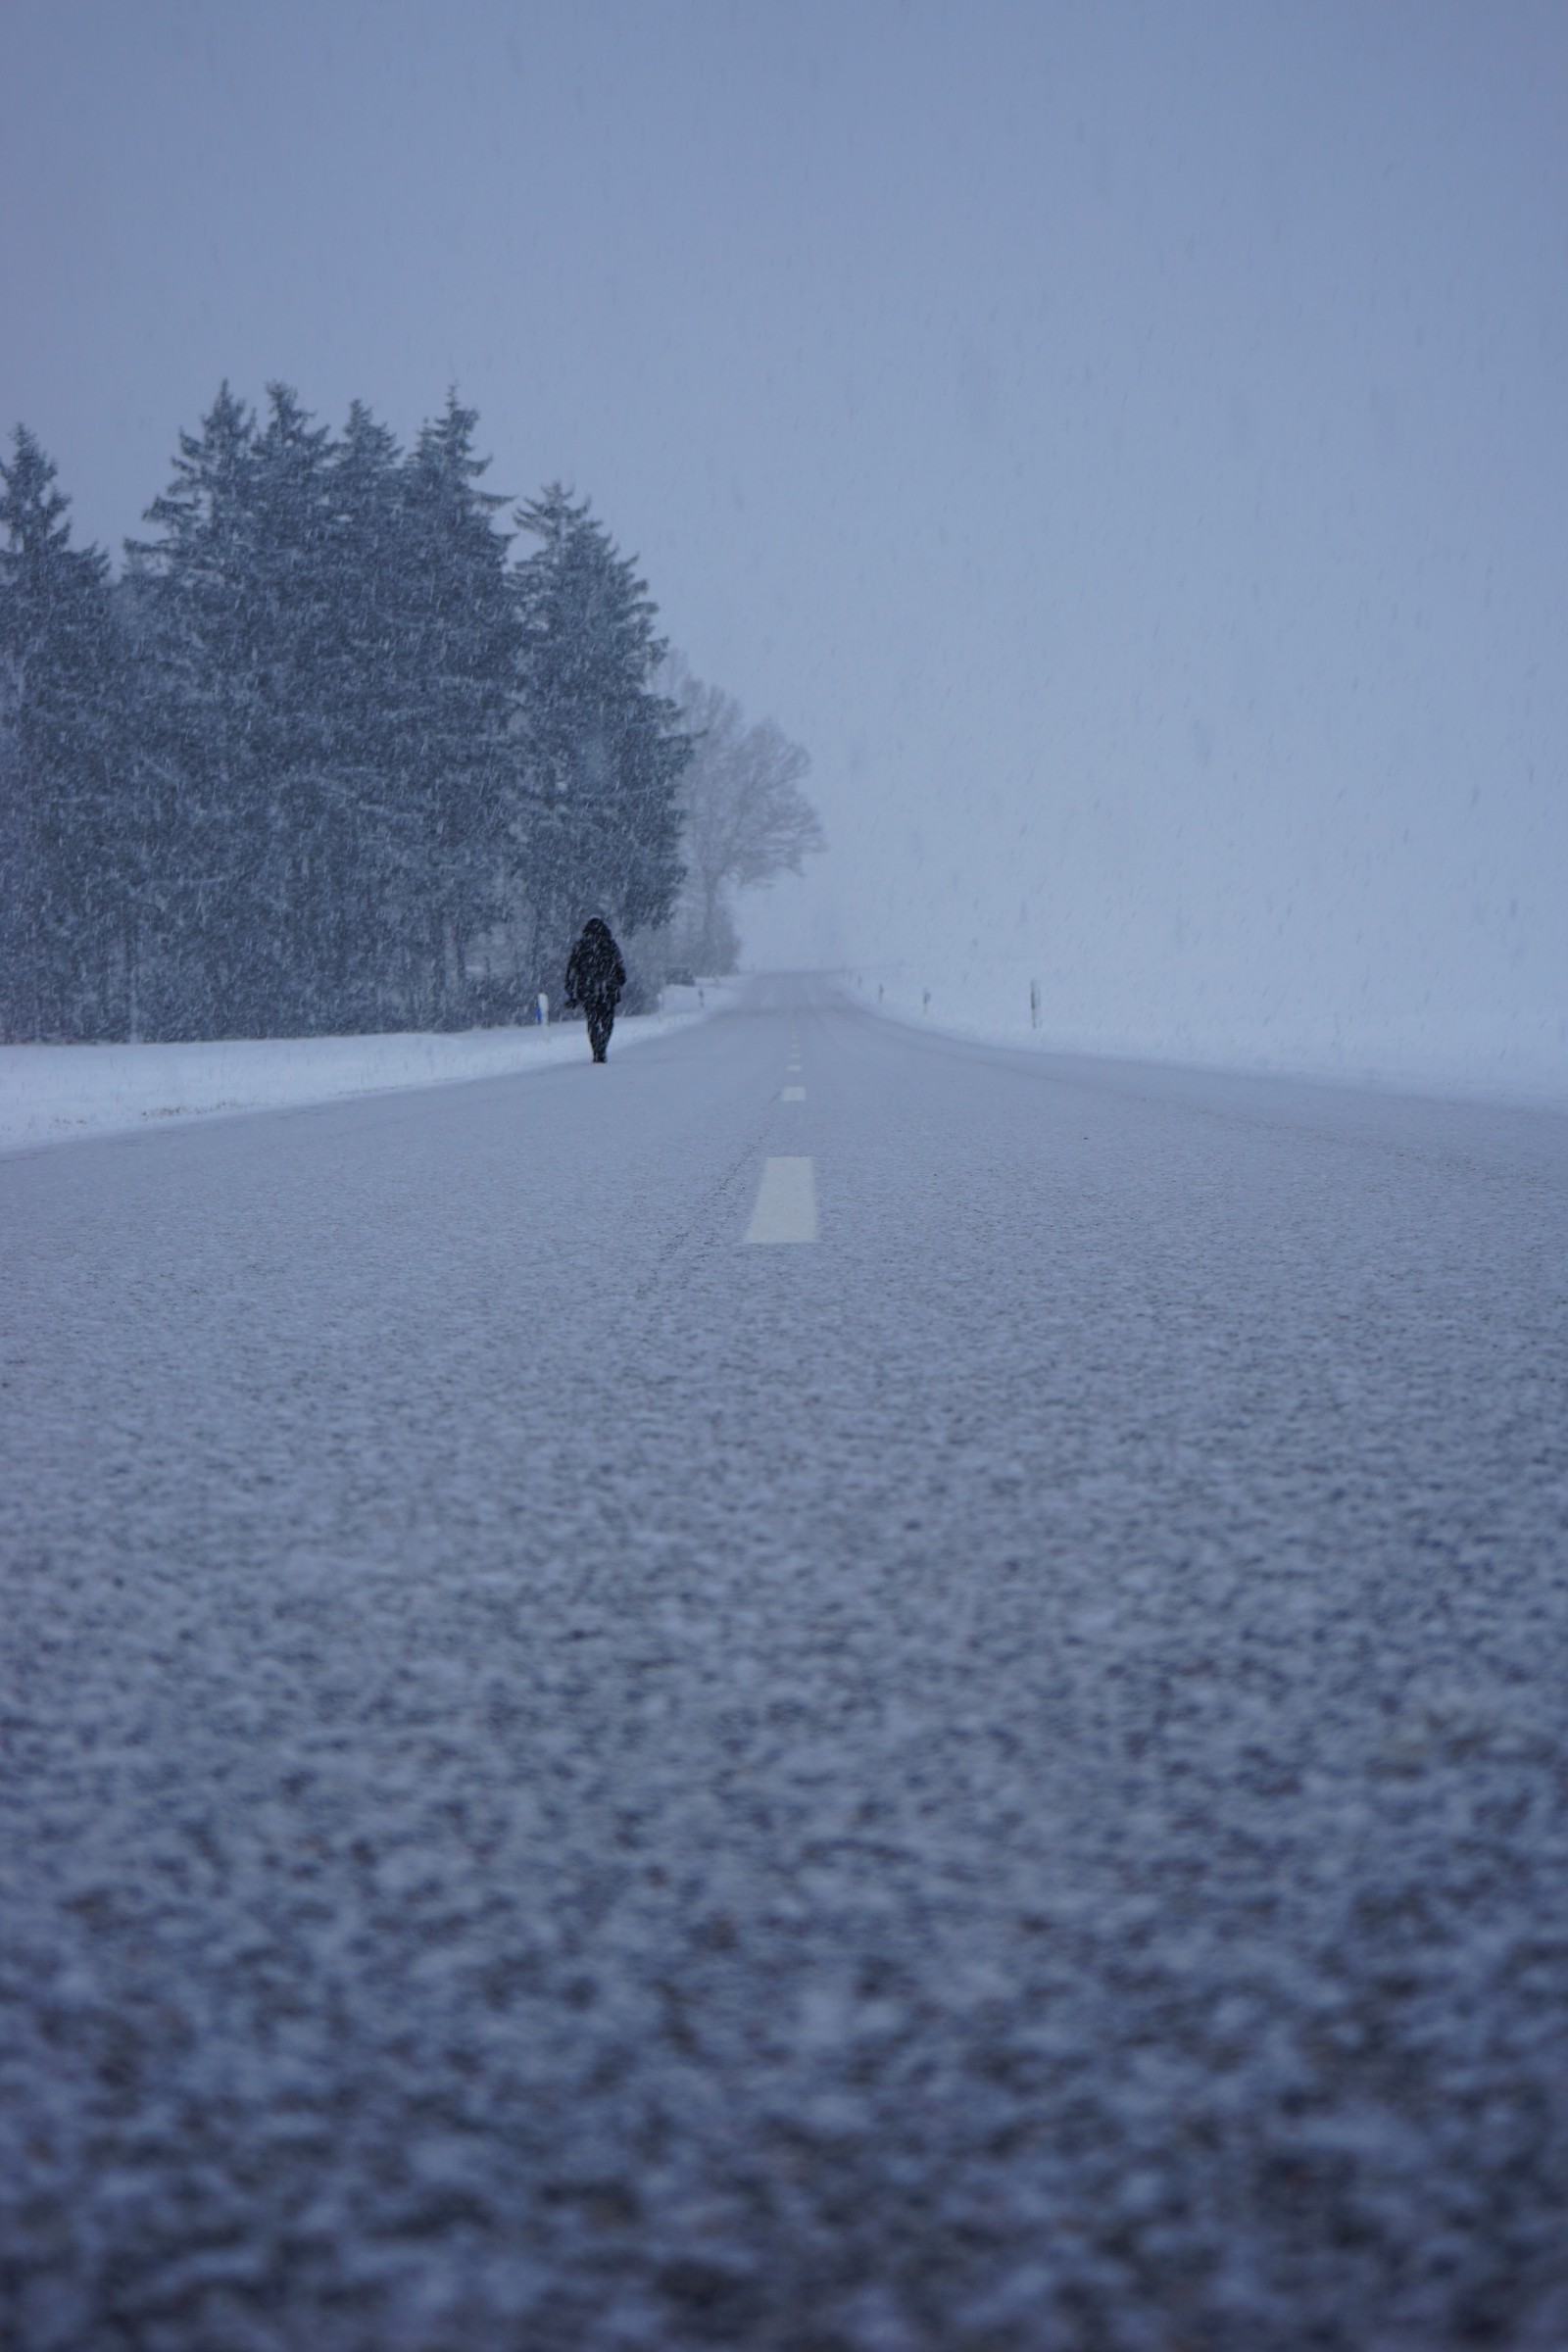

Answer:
[537,992,549,1028]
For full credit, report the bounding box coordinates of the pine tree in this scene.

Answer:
[318,400,417,1028]
[0,427,142,1039]
[132,383,272,1034]
[246,384,341,1030]
[511,488,690,994]
[398,395,520,1026]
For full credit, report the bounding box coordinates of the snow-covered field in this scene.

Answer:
[0,993,715,1156]
[842,959,1568,1106]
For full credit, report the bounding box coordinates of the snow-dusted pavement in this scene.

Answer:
[4,977,1567,2351]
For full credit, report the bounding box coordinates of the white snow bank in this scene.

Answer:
[0,990,715,1155]
[843,959,1568,1106]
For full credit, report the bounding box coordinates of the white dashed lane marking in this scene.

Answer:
[744,1156,817,1244]
[782,1086,806,1102]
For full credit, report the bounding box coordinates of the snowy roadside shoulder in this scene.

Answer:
[837,963,1568,1108]
[0,991,719,1156]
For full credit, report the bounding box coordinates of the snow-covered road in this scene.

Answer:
[4,977,1567,2350]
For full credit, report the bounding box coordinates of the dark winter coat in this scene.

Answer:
[564,919,626,1010]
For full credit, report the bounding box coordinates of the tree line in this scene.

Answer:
[0,385,819,1042]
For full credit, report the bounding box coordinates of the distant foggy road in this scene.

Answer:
[4,979,1568,2351]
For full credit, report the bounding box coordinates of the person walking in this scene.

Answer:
[564,917,627,1063]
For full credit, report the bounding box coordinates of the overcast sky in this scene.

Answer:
[5,0,1565,1078]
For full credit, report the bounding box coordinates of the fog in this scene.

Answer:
[5,0,1564,1087]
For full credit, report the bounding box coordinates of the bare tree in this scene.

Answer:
[662,655,823,973]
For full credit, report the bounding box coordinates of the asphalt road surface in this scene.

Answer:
[4,978,1568,2351]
